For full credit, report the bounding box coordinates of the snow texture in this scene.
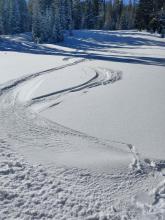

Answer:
[0,30,165,219]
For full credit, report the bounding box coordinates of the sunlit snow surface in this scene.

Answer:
[0,30,165,219]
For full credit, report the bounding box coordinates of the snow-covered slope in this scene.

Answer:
[0,30,165,220]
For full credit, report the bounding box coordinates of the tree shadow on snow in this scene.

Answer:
[0,30,165,67]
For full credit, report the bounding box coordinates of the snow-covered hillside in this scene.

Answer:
[0,30,165,220]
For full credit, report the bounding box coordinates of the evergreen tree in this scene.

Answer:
[72,0,82,29]
[82,0,93,29]
[0,0,29,35]
[10,0,21,34]
[64,0,73,35]
[59,0,66,30]
[31,0,65,43]
[135,0,165,34]
[135,0,154,30]
[19,0,29,32]
[52,0,64,41]
[31,0,42,42]
[158,7,165,37]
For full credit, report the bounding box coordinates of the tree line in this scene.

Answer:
[0,0,165,43]
[0,0,29,35]
[135,0,165,36]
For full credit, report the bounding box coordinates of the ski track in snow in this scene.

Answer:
[27,67,122,112]
[0,56,165,219]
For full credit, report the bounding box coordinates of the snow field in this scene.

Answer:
[0,30,165,219]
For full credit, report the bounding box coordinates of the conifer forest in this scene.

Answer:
[0,0,165,42]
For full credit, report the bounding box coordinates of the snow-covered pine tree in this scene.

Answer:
[41,7,52,42]
[31,0,65,43]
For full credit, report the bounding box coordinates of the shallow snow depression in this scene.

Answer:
[0,30,165,219]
